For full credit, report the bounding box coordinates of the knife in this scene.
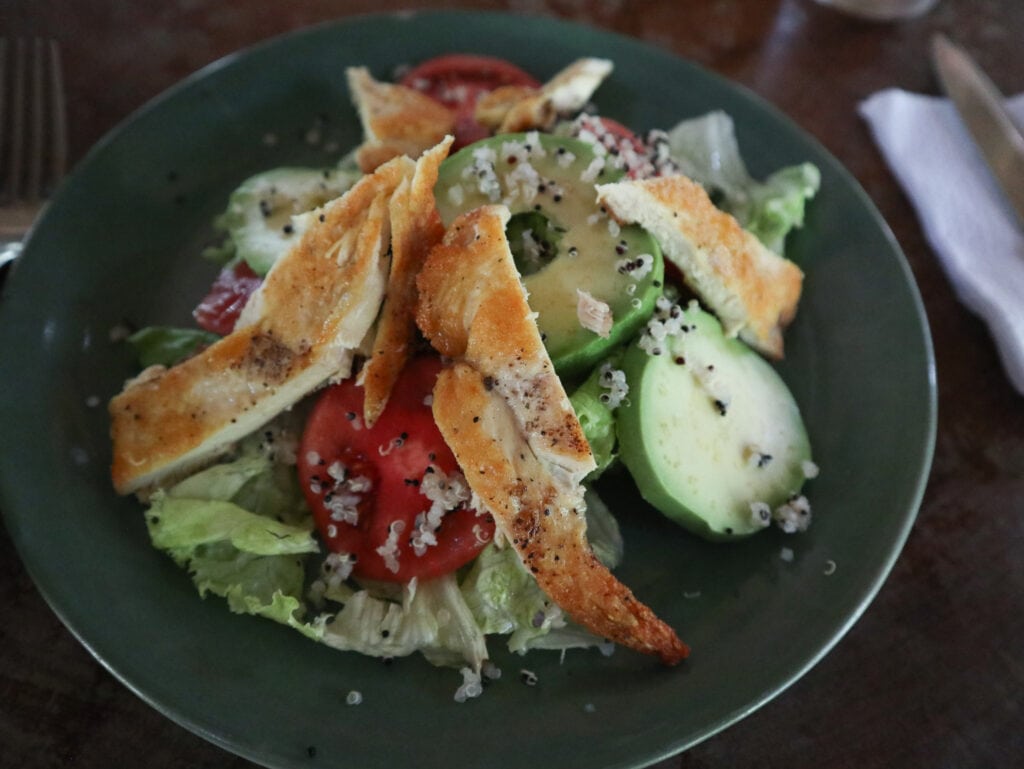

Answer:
[931,33,1024,227]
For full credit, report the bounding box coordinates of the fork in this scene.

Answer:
[0,38,68,276]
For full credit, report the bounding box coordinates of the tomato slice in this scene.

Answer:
[193,261,262,336]
[400,54,540,149]
[298,355,495,582]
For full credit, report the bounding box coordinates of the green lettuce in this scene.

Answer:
[461,487,624,655]
[319,574,488,670]
[144,435,319,634]
[146,494,318,557]
[127,326,220,368]
[667,110,820,256]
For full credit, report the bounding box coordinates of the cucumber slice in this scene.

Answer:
[618,299,814,540]
[436,132,664,376]
[217,166,360,275]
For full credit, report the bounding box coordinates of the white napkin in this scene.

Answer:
[859,89,1024,396]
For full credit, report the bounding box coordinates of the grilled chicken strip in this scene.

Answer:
[418,204,688,665]
[347,66,456,174]
[474,58,614,134]
[360,136,453,427]
[596,175,803,359]
[109,156,413,495]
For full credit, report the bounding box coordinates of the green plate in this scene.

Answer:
[0,11,935,769]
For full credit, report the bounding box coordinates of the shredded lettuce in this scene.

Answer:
[667,110,819,256]
[146,494,318,556]
[460,487,623,655]
[127,326,219,368]
[319,575,488,671]
[144,433,319,635]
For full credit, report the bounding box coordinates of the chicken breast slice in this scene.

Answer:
[596,175,803,358]
[418,204,688,665]
[360,136,453,427]
[475,58,613,134]
[417,204,593,482]
[109,156,413,495]
[347,66,456,174]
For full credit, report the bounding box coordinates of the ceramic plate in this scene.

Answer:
[0,11,935,769]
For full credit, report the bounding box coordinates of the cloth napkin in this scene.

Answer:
[859,89,1024,396]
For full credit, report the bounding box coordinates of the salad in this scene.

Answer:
[108,54,820,700]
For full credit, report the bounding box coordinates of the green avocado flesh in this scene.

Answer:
[221,166,359,275]
[617,301,812,541]
[436,133,664,376]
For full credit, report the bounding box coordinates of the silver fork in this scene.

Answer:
[0,38,68,275]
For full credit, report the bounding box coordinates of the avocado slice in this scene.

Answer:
[216,165,360,275]
[617,299,814,541]
[435,132,664,376]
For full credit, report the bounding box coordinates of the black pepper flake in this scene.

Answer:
[483,376,495,391]
[472,415,480,423]
[283,224,294,235]
[714,399,728,416]
[757,453,773,468]
[381,629,390,638]
[318,213,326,222]
[674,356,686,365]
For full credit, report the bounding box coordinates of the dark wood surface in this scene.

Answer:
[3,1,1023,767]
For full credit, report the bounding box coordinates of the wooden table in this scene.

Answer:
[3,1,1022,766]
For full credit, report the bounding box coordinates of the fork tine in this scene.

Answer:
[0,38,67,211]
[6,38,27,202]
[48,40,67,190]
[27,38,45,202]
[0,39,7,184]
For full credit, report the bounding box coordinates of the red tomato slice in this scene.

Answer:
[298,355,495,582]
[400,54,540,149]
[193,261,262,336]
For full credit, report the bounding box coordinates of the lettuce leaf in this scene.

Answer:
[127,326,220,368]
[667,110,820,256]
[461,487,623,655]
[144,437,319,634]
[146,493,318,556]
[187,540,325,640]
[320,574,488,670]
